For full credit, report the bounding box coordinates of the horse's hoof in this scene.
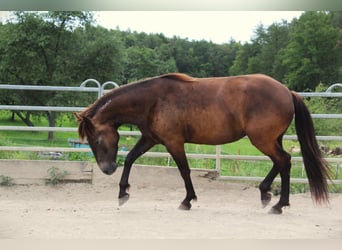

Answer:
[268,206,283,214]
[178,202,191,210]
[261,192,272,208]
[261,199,270,208]
[118,194,130,206]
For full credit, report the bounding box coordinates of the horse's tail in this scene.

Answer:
[291,91,332,204]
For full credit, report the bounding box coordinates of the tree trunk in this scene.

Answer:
[47,111,56,140]
[14,111,35,127]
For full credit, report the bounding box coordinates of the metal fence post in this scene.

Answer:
[80,79,101,98]
[101,81,119,96]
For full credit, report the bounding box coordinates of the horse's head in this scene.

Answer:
[75,113,119,175]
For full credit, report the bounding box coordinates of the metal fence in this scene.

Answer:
[0,80,341,184]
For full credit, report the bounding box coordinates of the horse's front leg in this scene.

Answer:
[118,136,155,206]
[166,143,197,210]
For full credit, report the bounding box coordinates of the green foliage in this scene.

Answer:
[0,175,13,186]
[228,11,341,92]
[304,83,342,135]
[282,12,340,91]
[0,11,123,139]
[229,21,291,77]
[45,166,68,185]
[1,11,341,108]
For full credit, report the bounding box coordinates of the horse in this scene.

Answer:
[75,73,331,214]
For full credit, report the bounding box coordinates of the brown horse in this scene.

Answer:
[75,73,331,214]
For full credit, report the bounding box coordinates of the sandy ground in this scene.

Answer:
[0,165,341,239]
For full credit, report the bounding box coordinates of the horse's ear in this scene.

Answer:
[74,113,94,142]
[74,112,82,122]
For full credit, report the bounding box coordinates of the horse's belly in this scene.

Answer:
[187,128,245,145]
[183,113,245,145]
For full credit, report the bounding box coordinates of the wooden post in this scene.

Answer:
[215,145,221,173]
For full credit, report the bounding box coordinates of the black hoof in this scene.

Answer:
[261,192,272,208]
[178,201,192,210]
[268,206,283,214]
[118,194,130,207]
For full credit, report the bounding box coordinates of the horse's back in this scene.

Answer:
[178,74,294,121]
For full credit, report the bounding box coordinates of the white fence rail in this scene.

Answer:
[0,81,341,184]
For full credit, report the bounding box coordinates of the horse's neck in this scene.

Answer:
[95,91,152,127]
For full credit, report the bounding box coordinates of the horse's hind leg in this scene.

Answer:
[271,151,292,214]
[269,151,292,214]
[250,136,291,214]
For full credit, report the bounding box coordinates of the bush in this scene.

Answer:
[45,166,68,185]
[0,175,13,186]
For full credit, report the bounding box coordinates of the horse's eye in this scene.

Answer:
[96,136,102,145]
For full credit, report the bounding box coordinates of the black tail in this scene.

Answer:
[291,92,332,204]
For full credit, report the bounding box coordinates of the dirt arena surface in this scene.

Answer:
[1,165,341,239]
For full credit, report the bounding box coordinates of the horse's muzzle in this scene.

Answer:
[100,162,118,175]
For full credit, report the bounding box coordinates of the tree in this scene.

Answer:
[122,46,178,83]
[214,40,240,77]
[256,21,291,80]
[331,11,342,81]
[75,25,125,83]
[0,11,125,139]
[0,12,94,139]
[229,42,258,75]
[229,22,291,80]
[282,11,340,91]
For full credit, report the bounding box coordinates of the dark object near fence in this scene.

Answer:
[330,147,342,156]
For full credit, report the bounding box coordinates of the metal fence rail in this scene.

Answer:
[0,81,341,184]
[0,79,119,98]
[0,105,85,112]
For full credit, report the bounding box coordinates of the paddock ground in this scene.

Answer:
[0,165,341,239]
